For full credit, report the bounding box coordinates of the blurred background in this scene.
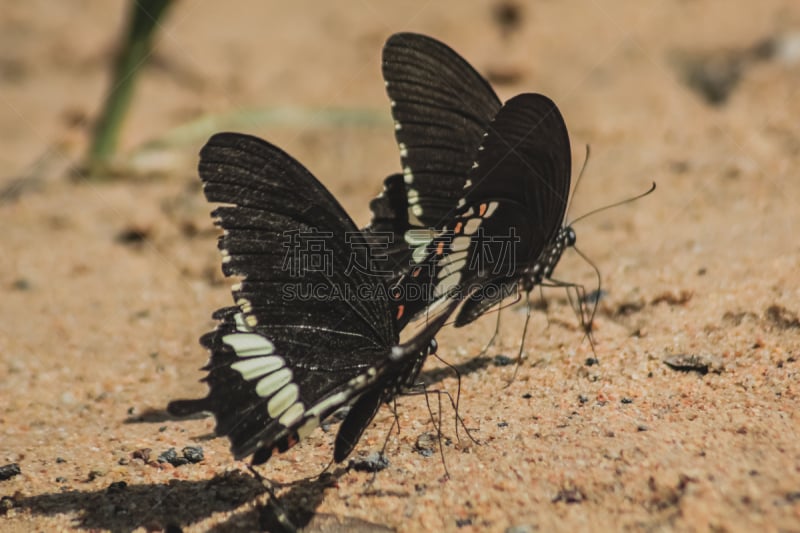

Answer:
[1,1,799,531]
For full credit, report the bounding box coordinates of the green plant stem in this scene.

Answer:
[87,0,173,174]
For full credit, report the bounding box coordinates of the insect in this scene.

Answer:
[365,33,591,350]
[364,34,589,360]
[168,133,454,465]
[390,92,574,327]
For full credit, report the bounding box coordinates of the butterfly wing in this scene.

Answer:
[168,133,402,463]
[392,93,572,328]
[364,32,502,276]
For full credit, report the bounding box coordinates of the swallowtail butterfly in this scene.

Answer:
[365,32,579,332]
[168,133,454,465]
[392,92,577,331]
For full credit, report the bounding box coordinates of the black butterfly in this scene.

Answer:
[167,133,453,465]
[364,32,580,335]
[391,92,577,334]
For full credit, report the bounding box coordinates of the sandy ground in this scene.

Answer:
[1,1,800,531]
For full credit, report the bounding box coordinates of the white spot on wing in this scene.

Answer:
[399,142,408,158]
[297,416,319,439]
[279,402,305,427]
[451,236,471,253]
[411,204,423,217]
[255,368,293,398]
[483,201,499,218]
[407,211,423,226]
[233,312,252,332]
[404,229,436,246]
[307,391,348,418]
[412,243,430,264]
[223,333,275,357]
[463,218,482,235]
[348,374,368,388]
[236,298,253,314]
[437,259,466,279]
[268,383,300,418]
[434,272,462,298]
[403,166,413,184]
[230,356,285,380]
[438,250,468,268]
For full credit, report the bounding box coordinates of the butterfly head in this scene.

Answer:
[563,226,577,248]
[427,338,438,356]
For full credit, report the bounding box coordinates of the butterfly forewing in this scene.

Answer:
[365,33,502,277]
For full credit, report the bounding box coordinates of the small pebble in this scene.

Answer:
[132,448,151,462]
[181,446,204,464]
[493,354,514,367]
[107,481,127,493]
[349,452,389,472]
[0,495,16,514]
[0,464,21,481]
[415,433,437,457]
[158,448,188,467]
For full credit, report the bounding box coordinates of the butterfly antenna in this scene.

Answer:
[569,181,656,226]
[565,144,591,217]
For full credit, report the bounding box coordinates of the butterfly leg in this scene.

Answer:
[422,385,449,480]
[557,279,599,364]
[506,293,532,385]
[429,353,480,446]
[478,311,502,356]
